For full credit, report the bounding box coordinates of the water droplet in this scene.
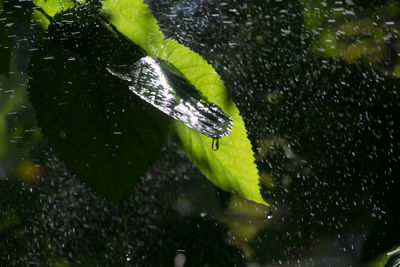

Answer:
[126,249,132,262]
[266,209,273,220]
[200,212,207,217]
[107,53,232,138]
[59,130,66,139]
[212,138,219,151]
[174,253,186,267]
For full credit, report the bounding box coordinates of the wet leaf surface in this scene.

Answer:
[102,0,268,206]
[107,47,233,138]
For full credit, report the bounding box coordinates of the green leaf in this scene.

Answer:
[32,0,84,31]
[101,0,268,205]
[160,40,267,206]
[33,0,76,17]
[28,17,169,202]
[32,9,51,30]
[101,0,164,57]
[106,49,233,138]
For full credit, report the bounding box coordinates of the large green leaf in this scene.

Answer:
[301,0,400,78]
[28,14,169,202]
[101,0,164,56]
[106,49,233,138]
[101,0,268,205]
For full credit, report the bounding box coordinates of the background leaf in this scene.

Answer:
[28,14,169,202]
[33,0,76,17]
[101,0,268,205]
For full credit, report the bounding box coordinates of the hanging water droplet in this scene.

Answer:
[212,138,219,151]
[200,212,207,217]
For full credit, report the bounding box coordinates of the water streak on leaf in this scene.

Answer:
[107,49,233,138]
[101,0,269,206]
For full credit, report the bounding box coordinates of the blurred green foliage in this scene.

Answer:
[303,0,400,77]
[0,60,40,161]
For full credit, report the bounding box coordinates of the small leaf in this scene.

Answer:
[101,0,269,205]
[32,9,51,30]
[107,47,233,138]
[33,0,76,17]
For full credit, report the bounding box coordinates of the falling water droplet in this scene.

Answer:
[266,208,273,220]
[212,138,219,151]
[126,249,132,262]
[174,253,186,267]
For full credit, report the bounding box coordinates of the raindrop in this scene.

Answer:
[266,208,273,220]
[126,249,132,262]
[59,130,66,139]
[212,138,219,151]
[174,253,186,267]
